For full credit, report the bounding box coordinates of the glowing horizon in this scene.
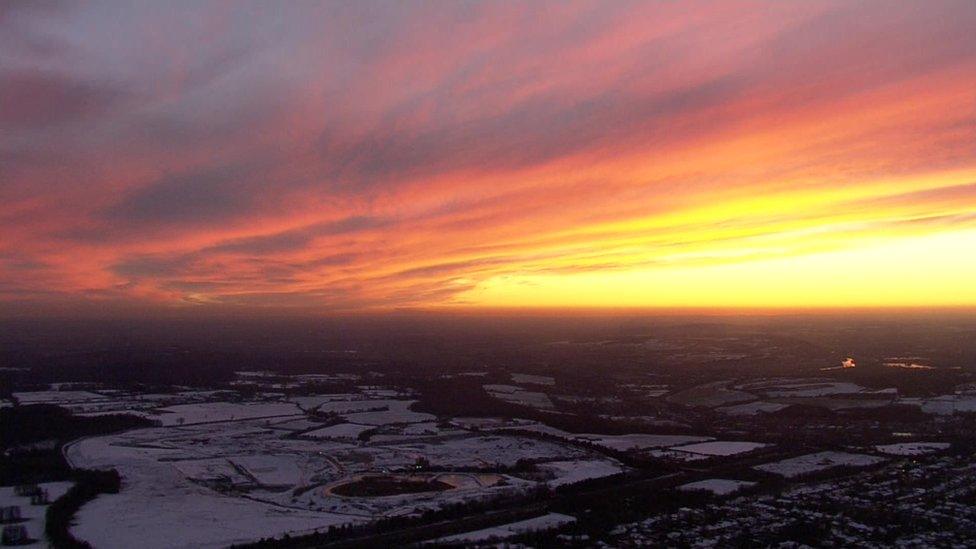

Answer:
[2,1,975,315]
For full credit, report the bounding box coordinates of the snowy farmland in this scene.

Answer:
[539,459,625,487]
[12,390,107,405]
[574,433,713,452]
[667,381,756,408]
[430,512,576,544]
[57,388,620,547]
[678,479,756,495]
[717,401,790,416]
[302,422,373,440]
[909,394,976,415]
[483,384,556,410]
[755,451,886,478]
[760,381,866,398]
[0,481,73,545]
[486,421,719,456]
[29,367,927,547]
[874,442,951,456]
[341,401,435,425]
[155,401,303,426]
[670,441,769,457]
[511,373,556,386]
[67,433,360,548]
[385,435,589,469]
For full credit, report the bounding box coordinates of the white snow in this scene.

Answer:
[302,423,373,440]
[677,478,756,495]
[0,481,73,545]
[511,373,556,386]
[431,513,576,543]
[574,433,712,452]
[717,401,789,416]
[874,442,951,456]
[754,451,885,478]
[387,435,587,469]
[309,399,434,425]
[66,432,361,549]
[267,418,327,431]
[915,395,976,415]
[400,422,442,435]
[667,381,755,408]
[484,385,555,410]
[483,384,520,394]
[646,448,711,462]
[288,394,360,411]
[171,458,251,485]
[12,390,106,404]
[341,402,435,425]
[670,441,768,456]
[155,401,302,425]
[75,410,157,420]
[763,382,865,398]
[504,422,575,437]
[232,455,305,486]
[539,459,625,487]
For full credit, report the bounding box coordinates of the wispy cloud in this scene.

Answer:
[2,1,975,313]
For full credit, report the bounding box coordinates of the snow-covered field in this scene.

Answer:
[387,435,588,469]
[341,401,435,425]
[268,417,329,431]
[511,373,556,386]
[58,387,610,548]
[155,401,302,425]
[667,381,755,408]
[172,457,252,485]
[431,513,576,544]
[302,422,373,440]
[66,428,362,548]
[874,442,951,456]
[908,395,976,415]
[304,399,435,425]
[717,401,789,416]
[539,459,625,487]
[48,390,233,418]
[677,478,756,495]
[232,455,307,487]
[646,448,711,462]
[0,481,73,546]
[288,394,360,411]
[755,451,885,478]
[501,422,576,437]
[401,422,443,435]
[761,381,865,398]
[484,385,555,410]
[574,433,712,452]
[670,441,768,456]
[12,390,107,405]
[480,421,715,455]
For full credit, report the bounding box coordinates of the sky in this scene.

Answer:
[1,1,975,315]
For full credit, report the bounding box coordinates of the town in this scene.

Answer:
[3,317,976,547]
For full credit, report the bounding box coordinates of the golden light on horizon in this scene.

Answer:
[464,228,976,309]
[1,2,975,315]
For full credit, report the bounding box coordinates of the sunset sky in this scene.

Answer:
[1,1,975,315]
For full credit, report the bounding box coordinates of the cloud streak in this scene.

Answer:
[1,1,976,313]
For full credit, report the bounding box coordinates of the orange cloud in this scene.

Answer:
[1,1,975,314]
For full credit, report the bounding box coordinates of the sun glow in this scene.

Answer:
[2,2,975,314]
